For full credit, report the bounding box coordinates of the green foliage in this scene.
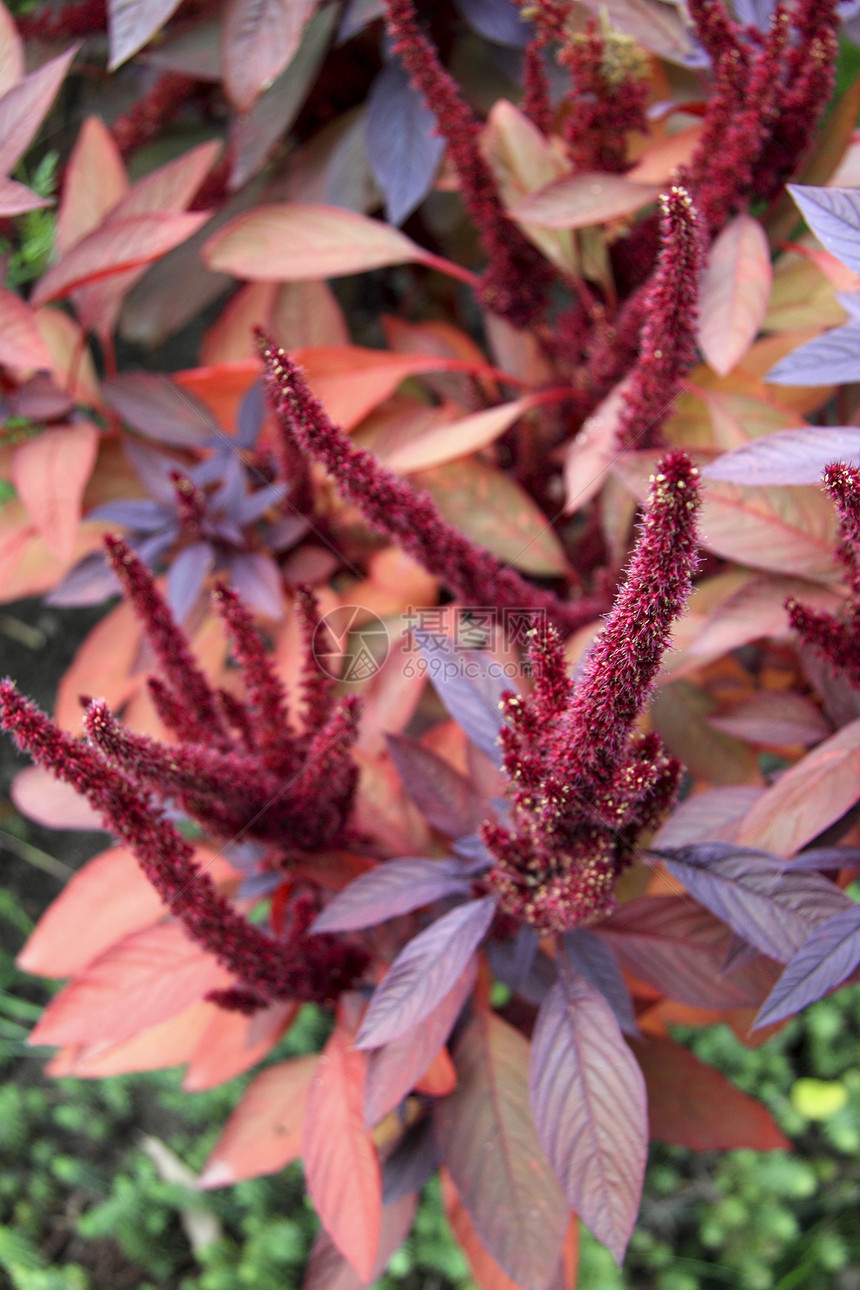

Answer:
[1,153,58,287]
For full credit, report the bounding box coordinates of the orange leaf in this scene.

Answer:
[633,1035,790,1150]
[54,599,142,732]
[29,922,233,1047]
[414,1045,457,1097]
[203,203,424,280]
[0,286,52,368]
[698,214,772,376]
[31,212,210,306]
[563,377,632,514]
[55,116,127,257]
[183,1000,298,1091]
[199,1054,319,1186]
[510,172,660,229]
[383,398,534,474]
[49,998,215,1078]
[12,422,99,561]
[302,1022,382,1282]
[17,845,164,977]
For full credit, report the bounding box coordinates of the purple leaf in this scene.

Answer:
[784,847,860,871]
[452,833,494,872]
[754,905,860,1028]
[237,380,265,449]
[104,374,213,446]
[47,552,119,607]
[596,895,780,1009]
[386,733,486,838]
[529,969,647,1265]
[561,930,637,1036]
[365,62,445,226]
[659,843,854,963]
[381,1116,438,1204]
[167,541,213,622]
[364,962,476,1126]
[488,936,557,1005]
[766,320,860,387]
[703,427,860,485]
[225,552,283,618]
[454,0,531,46]
[87,499,173,532]
[415,632,506,767]
[434,1009,568,1290]
[788,185,860,278]
[124,441,176,505]
[733,0,776,27]
[235,483,288,526]
[356,897,496,1049]
[311,857,471,933]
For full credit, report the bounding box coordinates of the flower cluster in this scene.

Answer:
[0,537,368,1012]
[484,450,700,931]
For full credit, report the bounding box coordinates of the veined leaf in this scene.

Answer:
[704,427,860,485]
[311,858,471,933]
[12,422,99,561]
[788,185,860,278]
[698,214,772,376]
[356,897,496,1049]
[222,0,316,112]
[510,172,660,229]
[754,906,860,1028]
[302,1022,382,1283]
[435,1009,568,1290]
[530,970,647,1264]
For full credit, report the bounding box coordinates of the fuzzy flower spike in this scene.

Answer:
[787,462,860,689]
[484,450,700,932]
[258,332,604,636]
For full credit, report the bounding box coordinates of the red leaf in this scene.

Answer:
[183,1000,297,1091]
[199,1054,318,1186]
[113,140,221,218]
[108,0,184,68]
[17,845,164,977]
[510,172,660,229]
[698,214,772,376]
[222,0,316,112]
[736,718,860,855]
[303,1193,417,1290]
[632,1035,790,1150]
[530,971,647,1265]
[0,176,50,215]
[302,1022,382,1282]
[434,1009,568,1290]
[0,286,52,369]
[31,212,210,306]
[55,116,127,257]
[0,2,23,97]
[596,895,780,1009]
[54,599,142,732]
[203,204,424,280]
[440,1170,523,1290]
[12,422,99,560]
[11,765,105,831]
[364,962,475,1126]
[30,922,233,1047]
[0,47,77,176]
[357,898,496,1049]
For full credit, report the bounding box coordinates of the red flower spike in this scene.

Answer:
[258,333,604,636]
[383,0,553,328]
[787,462,860,689]
[104,536,231,748]
[0,683,366,1005]
[293,586,338,731]
[560,19,649,174]
[483,451,700,933]
[111,72,197,158]
[615,188,704,452]
[211,582,297,776]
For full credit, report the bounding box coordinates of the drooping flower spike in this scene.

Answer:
[484,450,701,932]
[257,332,605,637]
